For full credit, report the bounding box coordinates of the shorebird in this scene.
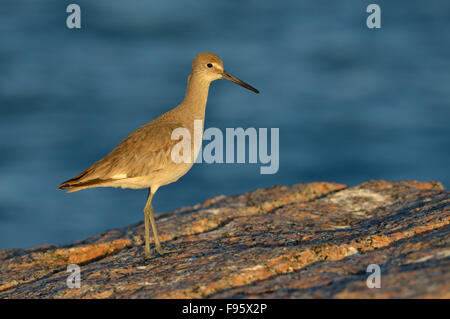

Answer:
[59,52,259,259]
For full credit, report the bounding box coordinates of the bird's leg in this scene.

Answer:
[148,202,168,255]
[143,190,152,260]
[144,188,168,256]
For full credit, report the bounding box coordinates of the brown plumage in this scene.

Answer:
[59,123,183,192]
[59,52,259,259]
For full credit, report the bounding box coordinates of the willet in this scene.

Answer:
[59,52,259,259]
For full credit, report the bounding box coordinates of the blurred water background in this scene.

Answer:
[0,0,449,249]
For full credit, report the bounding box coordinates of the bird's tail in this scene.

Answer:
[58,170,112,193]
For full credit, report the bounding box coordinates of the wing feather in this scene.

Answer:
[59,121,185,190]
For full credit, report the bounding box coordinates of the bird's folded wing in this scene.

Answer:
[65,122,186,185]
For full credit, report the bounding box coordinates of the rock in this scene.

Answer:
[0,180,448,298]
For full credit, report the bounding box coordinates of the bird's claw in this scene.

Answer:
[155,246,172,256]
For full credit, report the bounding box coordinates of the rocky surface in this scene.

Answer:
[0,180,448,298]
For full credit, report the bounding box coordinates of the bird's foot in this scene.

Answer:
[155,245,173,256]
[144,247,151,261]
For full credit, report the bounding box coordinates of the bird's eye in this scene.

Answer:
[207,63,213,68]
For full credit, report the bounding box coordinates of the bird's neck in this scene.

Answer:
[181,73,211,120]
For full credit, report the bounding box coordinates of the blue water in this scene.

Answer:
[0,0,449,249]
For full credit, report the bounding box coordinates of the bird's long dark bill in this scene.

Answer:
[221,71,259,94]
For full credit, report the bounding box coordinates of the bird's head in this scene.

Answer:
[191,52,259,93]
